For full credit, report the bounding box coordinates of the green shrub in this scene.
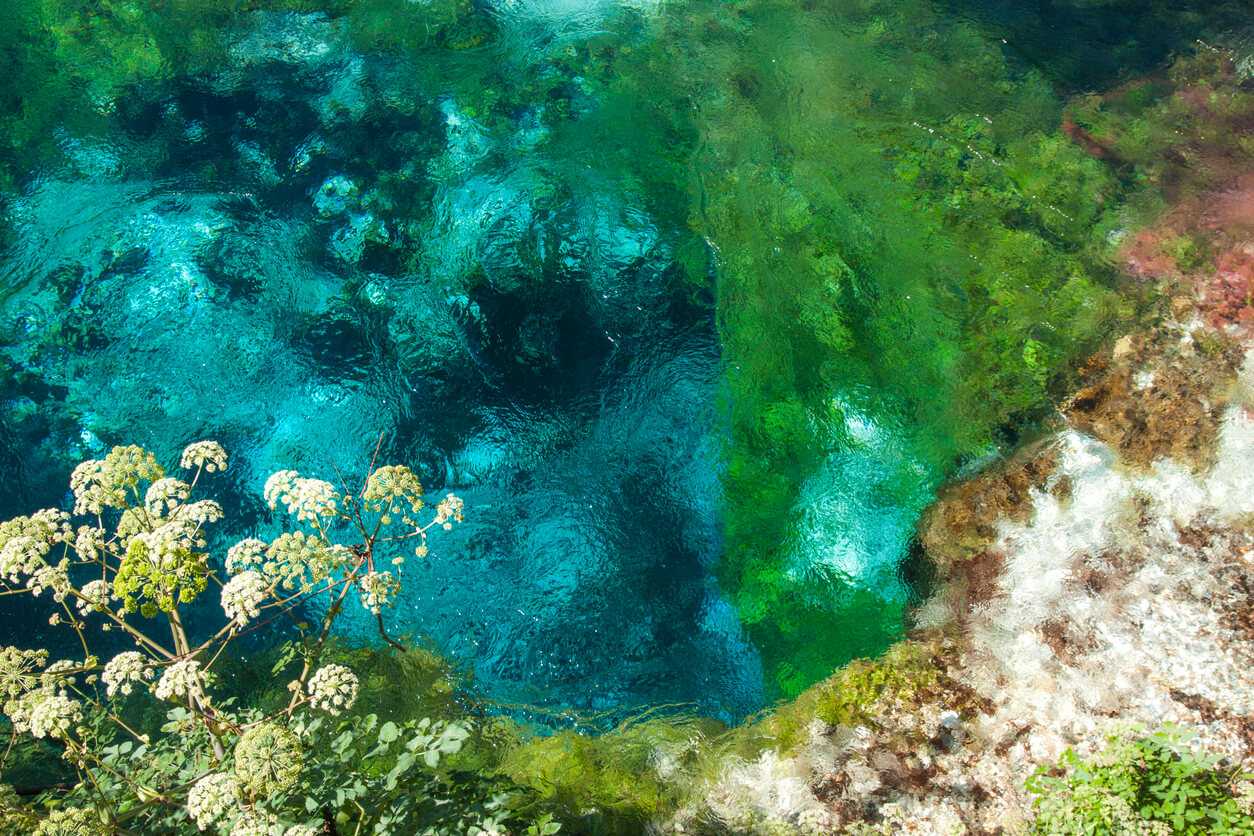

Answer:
[1027,724,1254,835]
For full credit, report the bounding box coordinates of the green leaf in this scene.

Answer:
[378,721,399,744]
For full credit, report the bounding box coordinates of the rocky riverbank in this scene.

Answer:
[663,241,1254,834]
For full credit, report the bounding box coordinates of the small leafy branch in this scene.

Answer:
[0,440,555,835]
[1027,722,1254,836]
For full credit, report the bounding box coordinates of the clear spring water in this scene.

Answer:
[0,0,1243,721]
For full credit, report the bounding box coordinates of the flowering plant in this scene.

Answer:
[0,441,547,835]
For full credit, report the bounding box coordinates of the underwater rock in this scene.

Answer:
[1064,321,1243,470]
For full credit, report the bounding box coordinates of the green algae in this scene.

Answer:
[560,0,1152,697]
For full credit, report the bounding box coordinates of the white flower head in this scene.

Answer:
[231,810,282,836]
[363,465,425,514]
[264,471,339,522]
[307,664,358,715]
[70,445,164,515]
[221,571,269,624]
[0,509,72,582]
[358,570,397,615]
[28,560,72,601]
[154,659,202,702]
[186,772,239,831]
[181,441,228,473]
[73,526,107,561]
[7,689,82,739]
[226,538,268,573]
[434,493,464,527]
[33,806,108,836]
[101,652,152,697]
[75,579,110,616]
[144,477,191,516]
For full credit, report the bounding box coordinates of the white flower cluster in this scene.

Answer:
[221,571,269,624]
[29,560,72,601]
[307,664,359,715]
[232,810,281,836]
[144,477,191,516]
[41,658,92,692]
[363,465,425,516]
[70,445,164,515]
[264,470,340,522]
[73,526,106,561]
[434,493,465,530]
[6,688,83,740]
[0,646,47,700]
[358,570,397,615]
[187,772,239,831]
[33,806,108,836]
[75,579,110,616]
[795,808,833,835]
[0,509,72,583]
[154,659,202,702]
[246,531,343,593]
[101,652,152,697]
[181,500,225,526]
[128,517,209,571]
[181,441,228,473]
[226,538,268,573]
[127,499,222,571]
[284,826,320,836]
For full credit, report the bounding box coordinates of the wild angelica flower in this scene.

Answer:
[28,560,72,601]
[180,441,228,473]
[7,689,83,739]
[363,465,425,515]
[434,494,464,529]
[73,526,106,562]
[0,646,47,700]
[234,723,302,797]
[262,531,341,592]
[307,664,358,715]
[226,538,268,573]
[154,659,202,702]
[144,477,191,516]
[358,570,397,615]
[186,773,239,831]
[75,579,110,616]
[284,825,320,836]
[70,445,164,515]
[41,659,86,692]
[221,571,269,624]
[0,509,72,582]
[34,806,108,836]
[101,652,152,697]
[264,471,339,522]
[181,500,225,526]
[231,809,282,836]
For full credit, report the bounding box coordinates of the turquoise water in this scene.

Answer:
[0,0,1244,719]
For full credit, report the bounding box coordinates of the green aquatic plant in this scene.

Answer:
[588,0,1149,696]
[0,441,557,835]
[1026,724,1254,835]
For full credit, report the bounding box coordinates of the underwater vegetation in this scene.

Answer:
[576,0,1154,695]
